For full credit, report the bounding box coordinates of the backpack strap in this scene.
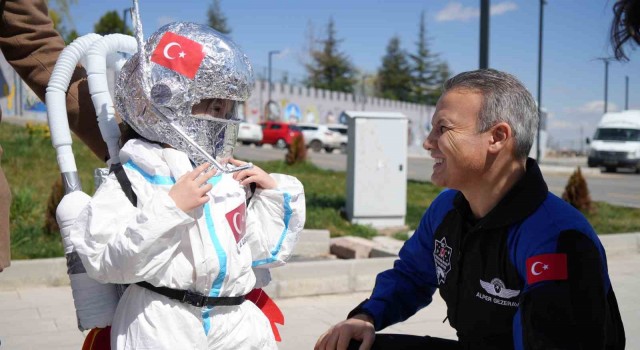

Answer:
[109,163,137,207]
[246,182,257,207]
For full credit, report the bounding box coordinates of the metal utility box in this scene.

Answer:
[345,111,407,228]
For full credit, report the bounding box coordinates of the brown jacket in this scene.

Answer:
[0,0,108,269]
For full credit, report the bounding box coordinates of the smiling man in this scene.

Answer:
[315,69,625,350]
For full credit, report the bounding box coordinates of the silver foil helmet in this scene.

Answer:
[115,22,254,168]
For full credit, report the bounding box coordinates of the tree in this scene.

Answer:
[48,8,74,44]
[562,167,594,214]
[377,36,412,101]
[410,11,440,105]
[93,10,132,36]
[65,29,80,45]
[207,0,231,35]
[432,61,451,100]
[304,18,357,93]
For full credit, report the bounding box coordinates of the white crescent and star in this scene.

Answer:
[530,261,549,276]
[163,42,186,60]
[232,212,243,233]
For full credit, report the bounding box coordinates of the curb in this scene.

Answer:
[1,233,638,297]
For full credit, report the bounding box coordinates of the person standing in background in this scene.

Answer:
[0,0,107,272]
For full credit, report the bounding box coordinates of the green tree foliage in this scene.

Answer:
[407,11,451,105]
[93,10,132,36]
[65,29,79,45]
[207,0,231,34]
[305,18,357,93]
[377,36,412,101]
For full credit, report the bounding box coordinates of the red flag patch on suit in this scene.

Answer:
[150,32,205,79]
[225,203,246,243]
[246,289,285,342]
[526,253,568,285]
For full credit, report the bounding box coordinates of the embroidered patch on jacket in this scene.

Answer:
[526,253,568,285]
[433,237,452,284]
[475,278,521,308]
[480,278,521,299]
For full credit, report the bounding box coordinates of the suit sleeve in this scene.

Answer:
[349,208,439,331]
[69,175,194,284]
[515,230,624,349]
[245,173,305,269]
[0,0,107,160]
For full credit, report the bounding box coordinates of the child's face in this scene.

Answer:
[191,99,236,120]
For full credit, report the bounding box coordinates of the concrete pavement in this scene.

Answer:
[1,233,639,349]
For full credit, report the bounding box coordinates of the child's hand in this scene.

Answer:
[168,162,217,212]
[229,158,277,190]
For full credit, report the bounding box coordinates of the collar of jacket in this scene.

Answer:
[453,157,548,231]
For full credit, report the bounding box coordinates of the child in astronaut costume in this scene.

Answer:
[69,22,305,350]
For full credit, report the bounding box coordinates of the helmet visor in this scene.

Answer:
[178,98,239,165]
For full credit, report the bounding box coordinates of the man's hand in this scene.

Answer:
[229,158,277,190]
[168,162,216,212]
[314,314,375,350]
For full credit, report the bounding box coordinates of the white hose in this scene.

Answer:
[86,34,138,165]
[46,33,102,181]
[46,33,120,331]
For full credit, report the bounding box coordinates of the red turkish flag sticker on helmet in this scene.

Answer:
[150,32,205,79]
[225,203,246,243]
[526,253,568,285]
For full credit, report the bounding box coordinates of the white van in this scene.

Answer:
[587,110,640,173]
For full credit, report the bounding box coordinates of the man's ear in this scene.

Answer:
[488,122,511,153]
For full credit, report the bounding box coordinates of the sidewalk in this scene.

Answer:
[1,237,639,349]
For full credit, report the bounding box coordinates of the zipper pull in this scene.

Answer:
[442,316,449,323]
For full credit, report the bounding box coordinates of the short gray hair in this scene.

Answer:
[443,69,538,159]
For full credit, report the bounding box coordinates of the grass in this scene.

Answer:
[2,122,640,259]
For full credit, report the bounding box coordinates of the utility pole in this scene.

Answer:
[123,8,132,32]
[268,50,280,104]
[361,74,367,111]
[536,0,546,162]
[625,75,629,110]
[479,0,490,69]
[596,57,614,113]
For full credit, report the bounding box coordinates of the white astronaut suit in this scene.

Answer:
[69,22,305,350]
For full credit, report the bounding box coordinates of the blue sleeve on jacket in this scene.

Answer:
[360,189,456,331]
[508,194,613,350]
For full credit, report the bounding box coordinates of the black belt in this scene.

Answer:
[136,281,245,308]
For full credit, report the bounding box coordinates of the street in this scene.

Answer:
[234,144,640,209]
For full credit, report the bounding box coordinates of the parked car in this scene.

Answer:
[259,121,302,149]
[326,124,348,154]
[237,121,263,145]
[296,123,343,153]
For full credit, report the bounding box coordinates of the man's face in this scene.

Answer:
[423,89,492,191]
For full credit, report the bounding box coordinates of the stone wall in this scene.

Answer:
[242,80,436,148]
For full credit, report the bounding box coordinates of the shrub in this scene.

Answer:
[562,167,594,214]
[285,134,307,165]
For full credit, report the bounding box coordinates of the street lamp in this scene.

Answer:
[536,0,546,162]
[123,8,132,33]
[268,50,280,104]
[625,75,629,110]
[479,0,490,69]
[596,57,614,114]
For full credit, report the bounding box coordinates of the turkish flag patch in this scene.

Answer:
[526,253,568,285]
[150,32,205,79]
[225,203,246,243]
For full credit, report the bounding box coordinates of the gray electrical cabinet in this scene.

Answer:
[345,111,407,228]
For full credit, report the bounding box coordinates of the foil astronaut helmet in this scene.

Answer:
[115,22,254,168]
